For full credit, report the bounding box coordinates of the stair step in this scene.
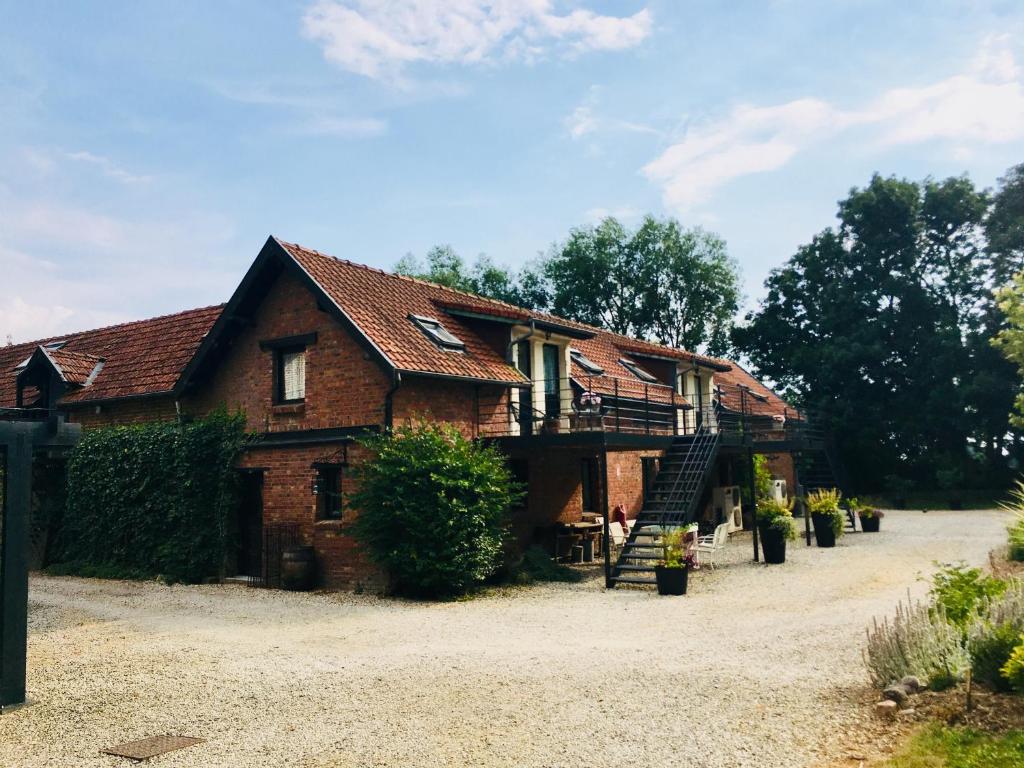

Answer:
[611,575,657,585]
[619,551,661,560]
[615,563,657,572]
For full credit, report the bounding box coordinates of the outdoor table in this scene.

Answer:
[557,521,603,562]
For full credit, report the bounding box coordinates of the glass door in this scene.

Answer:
[542,344,561,418]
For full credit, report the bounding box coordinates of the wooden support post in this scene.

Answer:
[601,445,613,588]
[1,435,31,707]
[747,448,760,563]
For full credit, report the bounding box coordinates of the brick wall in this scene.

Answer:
[188,269,392,432]
[64,397,178,428]
[239,441,385,591]
[504,444,665,543]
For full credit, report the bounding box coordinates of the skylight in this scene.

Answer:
[619,358,659,384]
[570,349,604,375]
[410,315,465,351]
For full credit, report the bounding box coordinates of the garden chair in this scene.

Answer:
[697,522,730,569]
[607,521,627,556]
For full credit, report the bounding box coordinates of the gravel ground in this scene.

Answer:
[0,508,1012,767]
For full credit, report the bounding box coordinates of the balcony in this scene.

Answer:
[477,376,824,450]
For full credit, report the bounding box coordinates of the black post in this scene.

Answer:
[601,445,613,588]
[1,434,31,707]
[644,384,650,434]
[614,379,620,433]
[747,448,760,563]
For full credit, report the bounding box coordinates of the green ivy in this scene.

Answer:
[54,410,248,584]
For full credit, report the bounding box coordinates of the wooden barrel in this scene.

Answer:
[280,546,316,591]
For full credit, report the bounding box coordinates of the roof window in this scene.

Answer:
[570,349,604,375]
[619,358,659,384]
[410,315,465,351]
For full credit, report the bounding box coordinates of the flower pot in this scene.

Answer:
[281,545,316,591]
[811,513,836,547]
[654,565,688,595]
[758,524,787,564]
[859,515,881,533]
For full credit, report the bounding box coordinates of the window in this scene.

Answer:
[580,457,599,512]
[316,465,344,520]
[543,343,561,417]
[410,314,465,351]
[570,349,604,375]
[619,358,658,384]
[275,347,306,403]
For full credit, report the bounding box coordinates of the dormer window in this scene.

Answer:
[620,358,659,384]
[410,315,464,351]
[570,349,604,375]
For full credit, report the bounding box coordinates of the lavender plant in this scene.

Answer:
[864,593,970,689]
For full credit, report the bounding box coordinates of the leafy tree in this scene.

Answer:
[348,422,520,598]
[987,163,1024,287]
[735,172,1016,492]
[545,215,739,354]
[992,270,1024,428]
[395,245,546,309]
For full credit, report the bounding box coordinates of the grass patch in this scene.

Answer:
[885,724,1024,767]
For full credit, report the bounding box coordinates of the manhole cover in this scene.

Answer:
[101,735,204,761]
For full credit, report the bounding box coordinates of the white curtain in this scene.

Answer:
[281,350,305,400]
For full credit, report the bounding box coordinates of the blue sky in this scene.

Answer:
[2,0,1023,342]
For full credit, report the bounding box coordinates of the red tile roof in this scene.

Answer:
[715,361,793,418]
[0,305,223,407]
[46,348,104,386]
[277,238,726,392]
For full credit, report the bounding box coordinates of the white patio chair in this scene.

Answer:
[697,523,730,570]
[607,521,627,556]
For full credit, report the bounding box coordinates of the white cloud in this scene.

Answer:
[644,36,1024,212]
[564,85,661,142]
[301,0,652,81]
[66,150,152,185]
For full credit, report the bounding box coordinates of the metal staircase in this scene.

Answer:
[797,445,855,530]
[610,425,721,586]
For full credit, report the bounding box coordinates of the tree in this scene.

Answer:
[993,271,1024,428]
[545,215,739,353]
[987,163,1024,287]
[394,246,546,309]
[734,172,1016,493]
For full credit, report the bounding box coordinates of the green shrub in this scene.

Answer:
[1000,635,1024,692]
[930,563,1007,630]
[969,621,1022,691]
[806,488,845,538]
[349,422,521,598]
[756,498,797,540]
[887,724,1024,768]
[56,410,247,584]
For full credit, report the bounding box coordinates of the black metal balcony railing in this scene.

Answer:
[476,375,824,446]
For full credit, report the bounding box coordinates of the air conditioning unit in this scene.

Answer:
[773,479,788,503]
[713,485,742,532]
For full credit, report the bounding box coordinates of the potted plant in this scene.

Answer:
[806,488,844,547]
[755,498,796,564]
[654,528,694,595]
[848,497,884,532]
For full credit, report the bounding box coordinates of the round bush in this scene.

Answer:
[349,422,521,598]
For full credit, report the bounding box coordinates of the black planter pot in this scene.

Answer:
[811,513,837,547]
[859,515,881,533]
[758,524,787,564]
[654,565,688,595]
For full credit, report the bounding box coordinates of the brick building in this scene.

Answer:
[1,235,818,589]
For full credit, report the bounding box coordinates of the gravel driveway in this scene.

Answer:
[0,508,1011,767]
